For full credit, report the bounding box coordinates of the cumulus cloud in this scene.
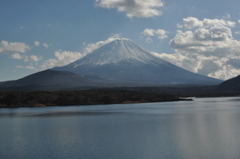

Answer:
[202,18,236,28]
[155,17,240,80]
[171,17,238,55]
[96,0,164,18]
[0,41,30,53]
[177,17,203,29]
[154,52,240,80]
[41,50,84,70]
[142,28,155,36]
[141,28,168,42]
[177,17,236,29]
[33,41,51,48]
[11,53,23,60]
[11,53,42,62]
[170,27,234,54]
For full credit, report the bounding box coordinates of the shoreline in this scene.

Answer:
[0,90,190,108]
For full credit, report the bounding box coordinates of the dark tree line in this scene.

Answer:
[0,90,182,108]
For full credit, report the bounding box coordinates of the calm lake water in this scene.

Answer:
[1,97,240,159]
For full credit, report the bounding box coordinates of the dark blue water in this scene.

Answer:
[1,97,240,159]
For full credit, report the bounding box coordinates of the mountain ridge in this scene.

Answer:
[0,39,222,90]
[55,39,221,86]
[0,70,88,90]
[217,75,240,91]
[68,39,169,67]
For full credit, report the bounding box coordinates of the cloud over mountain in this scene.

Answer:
[41,50,84,70]
[83,34,123,53]
[96,0,164,18]
[0,41,30,53]
[154,17,240,80]
[11,53,42,62]
[141,28,168,42]
[55,39,220,85]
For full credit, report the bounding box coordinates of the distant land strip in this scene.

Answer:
[0,90,189,108]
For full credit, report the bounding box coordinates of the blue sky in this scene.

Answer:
[1,0,240,81]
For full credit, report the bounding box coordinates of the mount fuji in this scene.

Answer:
[54,39,221,86]
[0,39,222,90]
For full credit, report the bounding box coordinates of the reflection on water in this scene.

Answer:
[0,97,240,159]
[173,111,240,159]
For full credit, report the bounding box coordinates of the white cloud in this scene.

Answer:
[11,53,42,63]
[171,18,237,54]
[96,0,164,18]
[141,28,155,36]
[11,53,23,60]
[33,41,51,48]
[155,29,168,39]
[141,28,168,43]
[177,17,236,29]
[202,18,236,28]
[0,41,30,53]
[34,41,40,47]
[41,50,84,70]
[170,27,234,54]
[24,55,42,62]
[141,28,168,40]
[154,17,240,80]
[83,34,124,53]
[153,52,225,77]
[177,17,203,29]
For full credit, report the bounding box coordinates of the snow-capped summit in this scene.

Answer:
[70,39,167,67]
[0,39,222,90]
[55,39,221,86]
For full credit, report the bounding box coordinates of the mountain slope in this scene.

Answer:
[70,39,168,66]
[0,70,87,90]
[55,39,222,86]
[217,75,240,91]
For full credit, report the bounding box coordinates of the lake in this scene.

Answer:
[1,97,240,159]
